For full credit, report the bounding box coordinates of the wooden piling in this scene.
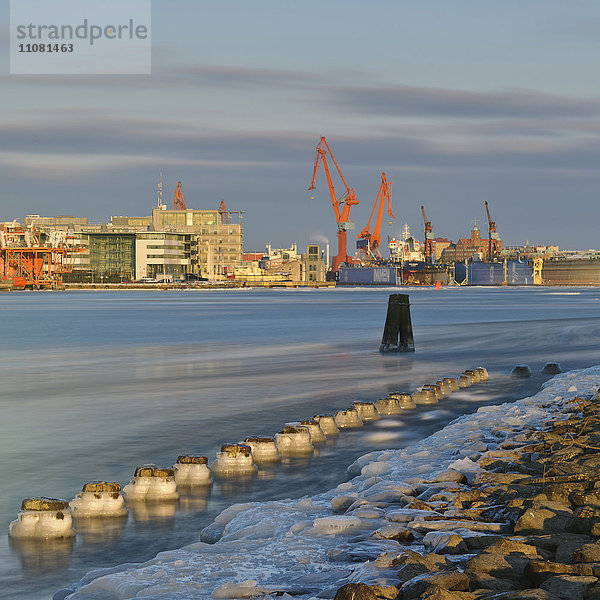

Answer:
[379,293,415,353]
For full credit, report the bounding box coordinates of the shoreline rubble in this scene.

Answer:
[335,386,600,600]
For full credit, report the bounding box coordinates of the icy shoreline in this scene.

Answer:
[59,366,600,600]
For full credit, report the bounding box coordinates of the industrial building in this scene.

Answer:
[20,181,244,282]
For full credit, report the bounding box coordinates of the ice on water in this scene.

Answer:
[62,366,600,600]
[70,482,127,518]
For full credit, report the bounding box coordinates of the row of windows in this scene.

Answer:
[147,254,187,259]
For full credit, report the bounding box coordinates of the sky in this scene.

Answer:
[1,0,600,252]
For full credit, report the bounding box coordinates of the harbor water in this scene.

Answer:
[1,287,600,600]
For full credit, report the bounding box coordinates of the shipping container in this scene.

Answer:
[338,266,400,285]
[466,260,533,285]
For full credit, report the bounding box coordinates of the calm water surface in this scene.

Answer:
[1,286,599,600]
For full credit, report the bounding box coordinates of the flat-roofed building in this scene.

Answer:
[152,207,243,278]
[135,232,192,281]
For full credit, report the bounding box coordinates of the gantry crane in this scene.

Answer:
[356,172,394,262]
[421,205,434,264]
[172,181,187,210]
[485,201,500,260]
[309,137,359,272]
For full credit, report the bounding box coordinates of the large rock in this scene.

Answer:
[514,505,573,535]
[332,495,359,514]
[334,583,398,600]
[574,544,600,564]
[428,470,468,485]
[374,524,414,543]
[421,587,477,600]
[465,539,538,589]
[484,590,560,600]
[400,572,469,599]
[423,531,468,555]
[540,575,598,600]
[572,492,600,509]
[571,507,600,535]
[393,550,455,583]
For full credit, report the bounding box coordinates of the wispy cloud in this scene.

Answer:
[334,84,600,119]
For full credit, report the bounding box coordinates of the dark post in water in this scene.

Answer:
[379,294,415,353]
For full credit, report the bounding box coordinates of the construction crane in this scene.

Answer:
[172,181,187,210]
[218,200,229,224]
[309,137,359,272]
[485,201,500,260]
[356,172,394,262]
[421,205,434,264]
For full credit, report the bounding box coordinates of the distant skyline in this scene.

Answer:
[2,0,600,251]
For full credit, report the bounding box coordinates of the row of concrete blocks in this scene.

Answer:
[8,366,489,540]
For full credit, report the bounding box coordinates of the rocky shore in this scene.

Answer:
[335,388,600,600]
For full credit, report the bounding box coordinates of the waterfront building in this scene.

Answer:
[135,232,192,281]
[152,207,243,278]
[442,225,503,262]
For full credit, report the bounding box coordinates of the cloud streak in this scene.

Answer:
[335,84,600,119]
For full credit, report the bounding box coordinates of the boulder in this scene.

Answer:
[332,495,359,514]
[334,583,399,600]
[466,547,532,588]
[428,470,468,485]
[393,550,454,582]
[374,524,414,543]
[423,531,468,555]
[421,587,478,600]
[575,545,600,564]
[514,506,573,535]
[400,572,470,600]
[540,575,598,600]
[484,590,561,600]
[571,507,600,535]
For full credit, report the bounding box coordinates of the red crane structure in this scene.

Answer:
[485,201,501,260]
[0,227,81,289]
[309,137,359,272]
[356,172,394,261]
[172,181,187,210]
[218,200,229,224]
[421,205,434,264]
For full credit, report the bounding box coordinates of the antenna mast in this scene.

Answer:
[157,172,163,208]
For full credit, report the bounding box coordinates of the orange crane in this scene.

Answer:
[218,200,229,224]
[356,172,394,261]
[309,137,359,272]
[485,201,500,260]
[421,205,434,264]
[172,181,187,210]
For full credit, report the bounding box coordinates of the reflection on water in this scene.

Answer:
[9,537,75,574]
[128,500,178,526]
[73,516,128,546]
[1,287,600,600]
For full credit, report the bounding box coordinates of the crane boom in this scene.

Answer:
[421,205,434,264]
[485,201,500,260]
[356,172,394,260]
[172,181,187,210]
[219,200,229,224]
[309,136,359,272]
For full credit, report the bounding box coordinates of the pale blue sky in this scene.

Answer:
[1,0,600,250]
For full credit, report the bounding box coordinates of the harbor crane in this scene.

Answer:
[172,181,187,210]
[219,200,229,224]
[421,205,434,264]
[485,201,500,260]
[309,137,359,272]
[356,172,394,261]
